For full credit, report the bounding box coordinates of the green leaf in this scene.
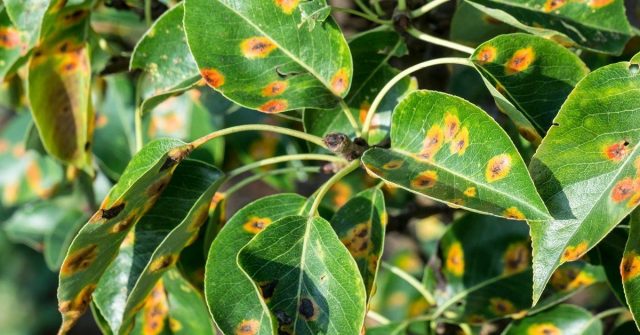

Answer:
[611,320,640,335]
[205,194,306,335]
[299,0,331,31]
[450,0,516,47]
[57,138,193,333]
[183,0,353,112]
[594,226,628,304]
[623,209,640,330]
[466,0,633,55]
[361,90,550,221]
[27,5,93,170]
[130,2,201,115]
[44,209,86,270]
[471,33,589,139]
[4,0,50,47]
[93,159,222,334]
[3,202,66,251]
[304,29,413,145]
[0,9,28,79]
[528,53,640,304]
[238,215,367,335]
[502,304,602,335]
[330,187,386,299]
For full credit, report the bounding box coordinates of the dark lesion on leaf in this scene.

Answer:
[323,133,369,161]
[101,202,125,220]
[259,280,278,301]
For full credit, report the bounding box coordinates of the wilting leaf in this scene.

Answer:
[130,3,201,115]
[466,0,633,55]
[205,194,306,335]
[502,304,602,335]
[4,0,50,47]
[528,52,640,304]
[361,90,550,221]
[623,209,640,330]
[304,29,413,145]
[57,138,193,333]
[471,33,589,140]
[330,187,386,299]
[239,215,366,335]
[27,5,93,170]
[92,159,222,333]
[184,0,352,112]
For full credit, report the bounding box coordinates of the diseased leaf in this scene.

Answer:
[0,9,28,79]
[466,0,634,55]
[184,0,352,112]
[57,138,193,333]
[239,215,367,335]
[27,5,93,170]
[361,90,550,221]
[4,0,50,47]
[594,226,627,304]
[502,304,602,335]
[471,33,589,140]
[92,159,223,334]
[304,29,413,145]
[528,52,640,304]
[623,209,640,330]
[330,187,386,299]
[130,3,201,115]
[205,194,306,335]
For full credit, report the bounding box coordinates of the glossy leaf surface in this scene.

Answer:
[472,33,589,139]
[502,304,602,335]
[4,0,50,46]
[184,0,352,112]
[205,194,306,335]
[466,0,633,55]
[361,90,550,221]
[239,215,366,335]
[528,54,640,304]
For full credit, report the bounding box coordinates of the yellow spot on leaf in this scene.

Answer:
[259,99,288,113]
[420,125,444,160]
[261,80,288,97]
[589,0,614,8]
[61,244,98,276]
[444,112,460,140]
[411,170,438,189]
[604,141,629,162]
[476,45,497,63]
[489,297,516,316]
[359,101,370,123]
[143,281,169,335]
[506,47,535,74]
[503,242,530,274]
[527,323,561,335]
[621,251,640,282]
[58,284,97,332]
[449,126,469,155]
[330,68,349,96]
[464,187,476,197]
[383,160,403,170]
[485,154,512,182]
[503,207,525,220]
[544,0,567,12]
[169,318,182,332]
[331,182,352,207]
[561,241,588,262]
[236,319,260,335]
[149,254,178,272]
[341,222,371,258]
[241,36,277,59]
[200,68,225,88]
[446,242,464,276]
[243,216,273,234]
[274,0,299,14]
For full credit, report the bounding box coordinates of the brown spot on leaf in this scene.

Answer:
[149,254,178,272]
[476,45,496,63]
[485,154,512,182]
[503,207,525,220]
[259,281,278,302]
[420,125,444,160]
[241,36,277,59]
[443,113,460,140]
[110,216,136,234]
[100,202,125,220]
[561,241,588,262]
[411,170,438,189]
[528,323,561,335]
[299,297,319,321]
[330,68,349,96]
[604,141,629,162]
[446,242,464,276]
[449,126,469,155]
[259,99,288,113]
[611,178,634,203]
[58,284,96,331]
[0,27,20,49]
[506,47,535,74]
[503,242,530,274]
[243,216,273,234]
[143,281,169,335]
[201,68,225,88]
[544,0,567,12]
[382,160,403,170]
[341,222,371,258]
[274,0,299,14]
[621,252,640,282]
[61,245,98,276]
[464,187,477,197]
[489,297,515,316]
[236,319,260,335]
[262,80,288,97]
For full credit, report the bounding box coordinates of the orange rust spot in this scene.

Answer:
[241,36,277,59]
[503,242,530,274]
[61,244,98,276]
[420,125,444,160]
[621,251,640,282]
[26,161,52,198]
[503,207,525,220]
[611,178,635,203]
[261,80,288,97]
[341,222,371,258]
[58,284,97,325]
[331,182,352,207]
[143,281,169,335]
[274,0,299,14]
[528,323,561,335]
[201,68,225,88]
[443,113,460,140]
[544,0,567,12]
[449,126,469,156]
[464,187,477,197]
[383,160,403,170]
[589,0,614,8]
[604,141,629,162]
[506,47,535,74]
[446,242,464,276]
[330,68,350,96]
[561,241,588,262]
[236,319,260,335]
[359,101,370,123]
[489,297,516,316]
[485,154,512,183]
[628,191,640,208]
[149,254,178,272]
[411,170,438,189]
[259,99,288,113]
[476,45,497,63]
[0,27,20,49]
[243,216,273,234]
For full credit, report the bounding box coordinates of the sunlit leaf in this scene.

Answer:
[502,304,602,335]
[184,0,352,112]
[4,0,50,47]
[361,90,550,221]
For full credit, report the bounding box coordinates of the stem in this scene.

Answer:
[308,160,359,215]
[397,0,407,10]
[371,0,385,16]
[410,0,451,18]
[144,0,152,26]
[354,0,379,18]
[227,154,344,178]
[382,262,436,306]
[134,107,143,152]
[407,27,475,54]
[224,166,321,196]
[595,307,628,320]
[367,311,391,325]
[339,99,362,136]
[191,124,327,149]
[332,7,391,25]
[361,57,472,139]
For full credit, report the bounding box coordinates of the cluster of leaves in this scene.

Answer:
[1,0,640,334]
